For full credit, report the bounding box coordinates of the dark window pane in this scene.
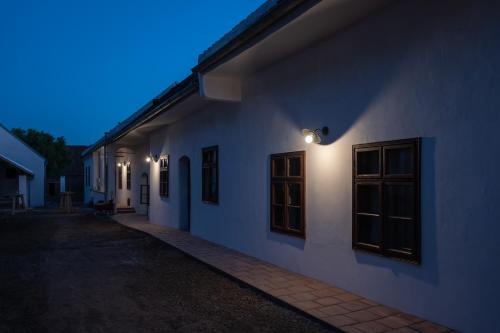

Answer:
[386,184,414,218]
[356,184,380,214]
[288,157,301,177]
[210,166,217,195]
[203,168,210,198]
[385,146,413,176]
[272,158,285,177]
[288,207,301,230]
[357,215,381,246]
[273,205,284,227]
[273,183,284,205]
[288,183,301,206]
[356,149,379,176]
[386,218,415,253]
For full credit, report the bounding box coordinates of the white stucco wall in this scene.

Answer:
[144,1,500,332]
[0,126,45,207]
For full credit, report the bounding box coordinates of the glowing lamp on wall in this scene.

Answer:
[145,156,151,163]
[302,127,329,144]
[117,162,122,167]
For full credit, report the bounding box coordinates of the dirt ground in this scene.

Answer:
[0,212,337,333]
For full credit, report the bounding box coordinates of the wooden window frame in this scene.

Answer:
[352,138,421,264]
[117,164,123,190]
[270,151,306,238]
[202,146,219,204]
[159,155,169,197]
[126,163,131,190]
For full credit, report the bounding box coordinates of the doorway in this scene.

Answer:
[179,156,191,232]
[139,172,149,215]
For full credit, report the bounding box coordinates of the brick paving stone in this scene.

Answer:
[367,305,399,317]
[377,315,420,329]
[340,300,372,312]
[312,288,345,297]
[345,310,382,322]
[290,292,319,302]
[324,315,357,327]
[293,300,322,311]
[336,293,362,302]
[308,308,330,319]
[316,297,343,306]
[317,304,350,316]
[288,285,315,293]
[341,326,365,333]
[410,321,449,333]
[351,321,391,333]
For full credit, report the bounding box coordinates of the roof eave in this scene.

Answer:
[81,75,198,158]
[192,0,318,74]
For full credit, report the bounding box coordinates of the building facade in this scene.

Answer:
[0,124,46,207]
[82,1,500,331]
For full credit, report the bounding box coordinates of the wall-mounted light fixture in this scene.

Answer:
[145,156,151,163]
[302,127,329,144]
[117,162,122,167]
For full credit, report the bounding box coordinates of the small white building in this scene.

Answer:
[83,1,500,331]
[0,124,46,207]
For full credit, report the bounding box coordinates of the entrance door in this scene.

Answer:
[179,156,191,232]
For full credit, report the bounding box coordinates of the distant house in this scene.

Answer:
[47,145,86,202]
[0,124,45,207]
[82,1,500,332]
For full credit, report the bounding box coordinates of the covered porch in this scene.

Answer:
[0,152,33,212]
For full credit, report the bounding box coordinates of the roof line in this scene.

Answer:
[0,123,46,162]
[193,0,318,74]
[82,74,198,157]
[0,152,34,176]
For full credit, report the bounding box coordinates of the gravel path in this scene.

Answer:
[0,212,336,333]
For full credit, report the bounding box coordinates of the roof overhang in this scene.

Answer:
[82,75,198,157]
[196,0,393,101]
[0,153,34,176]
[113,93,213,148]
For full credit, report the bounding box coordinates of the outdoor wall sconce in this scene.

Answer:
[302,127,329,144]
[117,162,122,167]
[146,154,159,163]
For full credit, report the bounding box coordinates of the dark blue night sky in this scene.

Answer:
[0,0,264,144]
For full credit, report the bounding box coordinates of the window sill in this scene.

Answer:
[270,227,305,239]
[353,245,420,265]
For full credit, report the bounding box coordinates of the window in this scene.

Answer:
[159,156,169,197]
[202,146,218,203]
[270,151,305,238]
[353,138,420,263]
[126,163,131,190]
[118,164,123,189]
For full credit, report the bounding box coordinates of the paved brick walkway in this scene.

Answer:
[113,214,455,333]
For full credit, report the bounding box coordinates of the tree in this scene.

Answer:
[11,128,71,178]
